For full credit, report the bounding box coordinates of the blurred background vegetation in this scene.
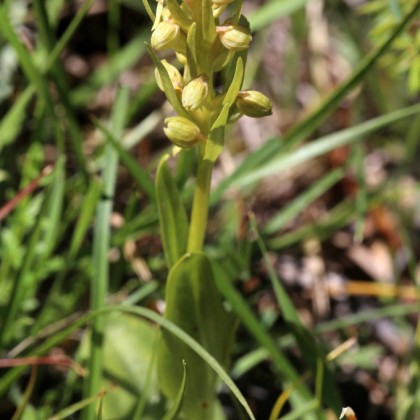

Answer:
[0,0,419,419]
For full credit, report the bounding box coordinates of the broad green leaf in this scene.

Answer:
[78,313,164,420]
[158,252,236,420]
[155,155,189,268]
[101,313,163,420]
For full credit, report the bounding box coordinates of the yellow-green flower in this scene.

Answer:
[155,60,184,92]
[182,75,209,111]
[164,116,202,148]
[217,24,252,52]
[151,21,185,54]
[236,90,273,118]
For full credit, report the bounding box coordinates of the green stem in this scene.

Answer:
[187,156,214,252]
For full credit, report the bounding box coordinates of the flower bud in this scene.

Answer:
[182,75,209,111]
[151,21,185,53]
[175,52,187,65]
[216,25,252,52]
[164,117,202,148]
[154,60,183,92]
[236,90,273,118]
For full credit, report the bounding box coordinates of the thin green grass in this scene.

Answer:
[82,87,130,419]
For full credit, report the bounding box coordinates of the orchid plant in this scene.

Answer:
[143,0,272,417]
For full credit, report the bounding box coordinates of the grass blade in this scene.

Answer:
[211,261,316,414]
[0,175,54,348]
[93,117,156,202]
[263,168,345,234]
[162,360,188,420]
[82,87,130,420]
[250,214,342,413]
[234,103,420,188]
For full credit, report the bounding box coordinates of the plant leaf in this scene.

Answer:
[155,155,189,269]
[204,103,229,162]
[158,252,236,420]
[222,57,244,107]
[166,0,191,32]
[203,58,244,162]
[186,22,198,79]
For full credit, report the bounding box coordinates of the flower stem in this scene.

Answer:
[187,156,214,252]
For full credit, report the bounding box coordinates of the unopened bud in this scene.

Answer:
[155,60,183,91]
[182,75,209,111]
[217,25,252,52]
[175,52,187,65]
[151,21,185,53]
[236,90,273,118]
[164,117,202,148]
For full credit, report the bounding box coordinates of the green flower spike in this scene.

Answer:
[236,90,273,118]
[164,116,202,148]
[216,24,252,52]
[182,75,209,111]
